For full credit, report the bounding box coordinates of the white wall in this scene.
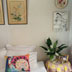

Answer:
[0,0,72,60]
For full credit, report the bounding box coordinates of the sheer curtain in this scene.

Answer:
[68,0,72,63]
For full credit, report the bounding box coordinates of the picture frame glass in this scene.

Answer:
[55,0,68,8]
[53,11,68,31]
[7,0,27,24]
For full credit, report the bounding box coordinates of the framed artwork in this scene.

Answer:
[55,0,68,9]
[0,0,4,25]
[53,11,68,31]
[58,55,69,63]
[62,55,69,62]
[7,0,27,25]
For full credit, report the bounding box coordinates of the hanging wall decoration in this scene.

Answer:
[0,0,4,25]
[7,0,27,25]
[55,0,68,9]
[53,11,68,31]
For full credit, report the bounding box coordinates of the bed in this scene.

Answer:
[31,61,47,72]
[0,45,47,72]
[0,61,47,72]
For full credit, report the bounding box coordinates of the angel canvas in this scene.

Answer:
[53,11,68,31]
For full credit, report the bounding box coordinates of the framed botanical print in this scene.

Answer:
[7,0,27,25]
[0,0,4,25]
[55,0,68,9]
[53,11,68,31]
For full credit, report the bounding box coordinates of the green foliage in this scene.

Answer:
[40,38,68,61]
[11,13,22,21]
[40,46,48,50]
[46,38,52,48]
[13,17,21,21]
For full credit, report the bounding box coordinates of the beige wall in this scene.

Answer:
[0,0,72,60]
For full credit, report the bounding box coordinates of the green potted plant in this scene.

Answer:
[40,38,68,61]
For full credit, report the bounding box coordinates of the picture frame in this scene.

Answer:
[0,0,5,25]
[7,0,27,25]
[55,0,68,9]
[53,11,68,31]
[56,55,69,63]
[62,55,69,62]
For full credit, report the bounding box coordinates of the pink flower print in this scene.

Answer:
[63,2,66,5]
[59,0,63,4]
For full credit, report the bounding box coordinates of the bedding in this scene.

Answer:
[6,51,38,71]
[31,61,47,72]
[0,61,47,72]
[1,44,47,72]
[6,44,38,71]
[0,51,38,72]
[5,54,30,72]
[6,44,35,52]
[0,48,7,57]
[0,48,7,72]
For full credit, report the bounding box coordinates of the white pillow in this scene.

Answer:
[0,48,7,57]
[6,44,35,51]
[6,50,38,71]
[6,50,30,56]
[0,48,7,72]
[29,52,38,70]
[6,44,37,71]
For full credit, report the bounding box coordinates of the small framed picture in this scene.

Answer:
[62,55,69,62]
[55,0,68,9]
[53,11,68,31]
[7,0,27,25]
[0,0,5,25]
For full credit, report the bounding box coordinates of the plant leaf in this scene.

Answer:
[58,44,66,48]
[40,46,48,50]
[46,38,52,48]
[50,55,54,60]
[46,52,52,55]
[57,46,68,53]
[47,51,55,55]
[53,40,58,51]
